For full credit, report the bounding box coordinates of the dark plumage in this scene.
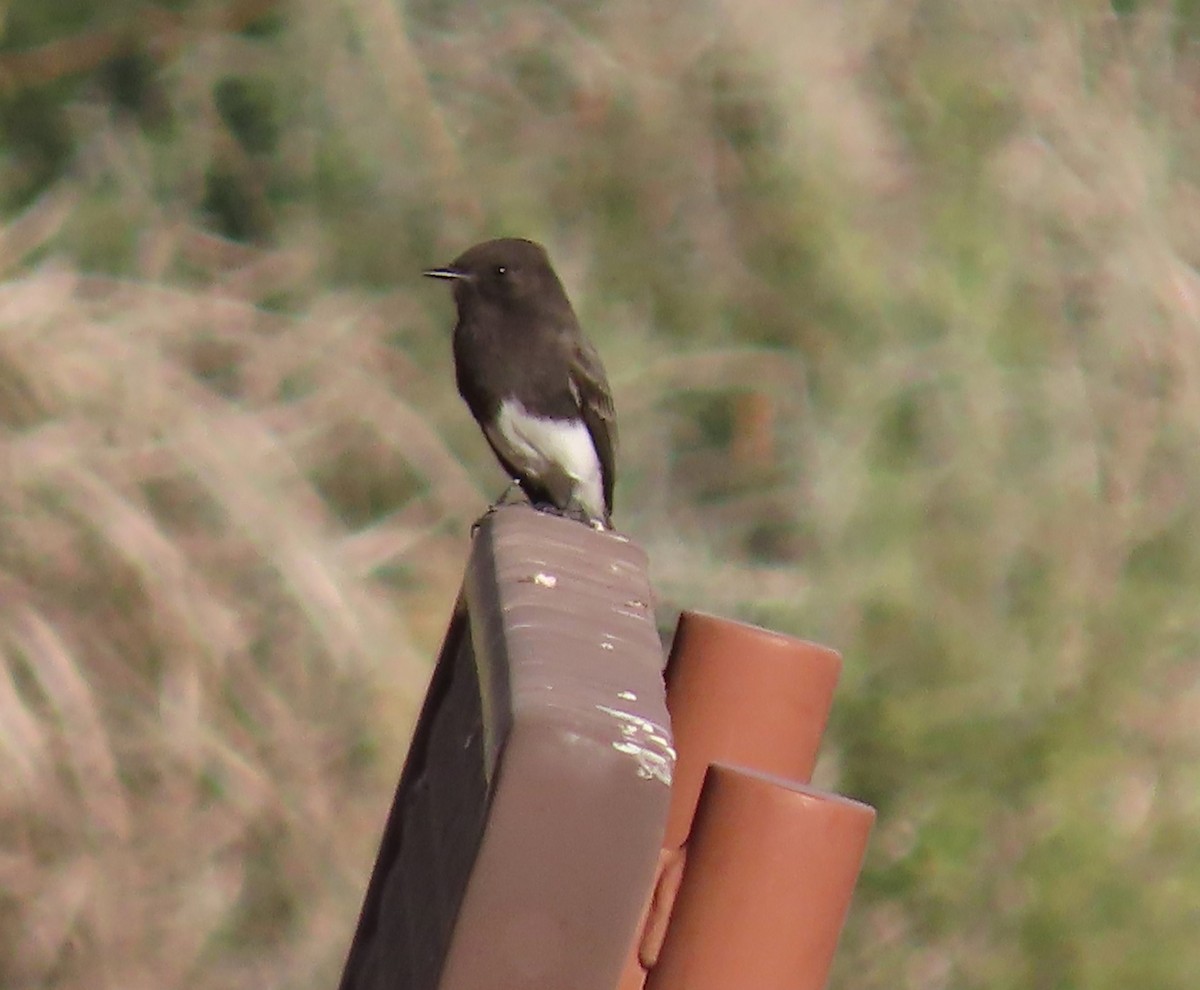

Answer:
[424,238,617,527]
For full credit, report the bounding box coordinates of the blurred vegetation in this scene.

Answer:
[1,0,1198,988]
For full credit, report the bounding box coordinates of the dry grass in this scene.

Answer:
[1,0,1199,987]
[0,207,471,985]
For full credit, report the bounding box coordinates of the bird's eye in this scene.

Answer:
[495,265,507,277]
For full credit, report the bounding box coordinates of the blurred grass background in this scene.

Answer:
[1,0,1198,987]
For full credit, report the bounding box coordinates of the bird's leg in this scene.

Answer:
[492,480,525,508]
[471,480,529,535]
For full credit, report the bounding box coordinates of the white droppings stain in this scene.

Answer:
[617,690,637,701]
[532,572,557,588]
[595,704,675,785]
[600,641,615,651]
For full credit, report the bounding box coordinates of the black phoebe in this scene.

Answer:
[424,238,617,528]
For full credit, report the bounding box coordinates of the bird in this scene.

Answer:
[424,237,617,529]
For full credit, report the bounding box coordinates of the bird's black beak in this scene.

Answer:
[423,266,471,281]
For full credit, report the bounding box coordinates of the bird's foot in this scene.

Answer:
[529,500,608,530]
[473,486,608,532]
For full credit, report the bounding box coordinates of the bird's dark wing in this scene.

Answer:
[567,335,617,519]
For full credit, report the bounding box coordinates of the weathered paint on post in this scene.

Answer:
[337,505,673,990]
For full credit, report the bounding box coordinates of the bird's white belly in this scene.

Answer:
[488,398,605,520]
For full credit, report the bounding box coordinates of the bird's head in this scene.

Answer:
[424,238,572,320]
